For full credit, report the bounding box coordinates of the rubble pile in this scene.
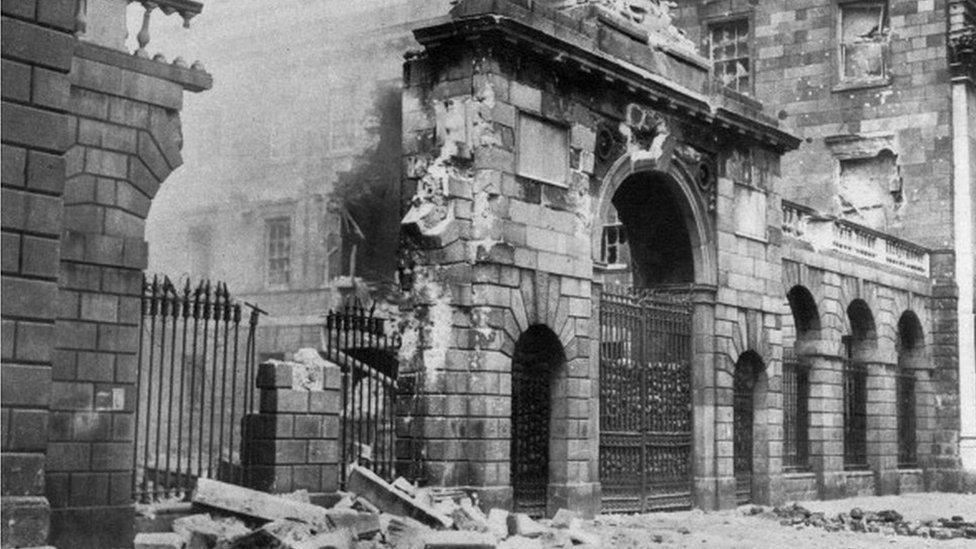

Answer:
[134,465,602,549]
[757,503,976,540]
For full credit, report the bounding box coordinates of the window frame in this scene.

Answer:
[265,216,293,289]
[834,0,891,90]
[706,15,754,97]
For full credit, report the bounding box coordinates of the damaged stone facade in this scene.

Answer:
[390,0,969,517]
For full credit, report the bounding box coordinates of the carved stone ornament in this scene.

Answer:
[674,143,717,212]
[620,103,670,162]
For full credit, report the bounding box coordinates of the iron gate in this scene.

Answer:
[321,301,401,487]
[134,276,262,502]
[599,285,693,513]
[733,361,756,505]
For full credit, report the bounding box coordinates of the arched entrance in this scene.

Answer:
[510,325,564,516]
[596,166,703,512]
[733,352,765,504]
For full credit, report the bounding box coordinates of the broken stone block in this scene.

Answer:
[134,532,185,549]
[384,514,431,549]
[451,498,489,532]
[346,465,453,529]
[292,529,355,549]
[486,509,509,541]
[392,477,418,498]
[172,513,251,549]
[323,509,381,539]
[550,509,578,529]
[193,478,330,529]
[497,536,541,549]
[506,513,546,538]
[566,526,599,546]
[283,489,313,503]
[423,530,496,549]
[228,519,315,548]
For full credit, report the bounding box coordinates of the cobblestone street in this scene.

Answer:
[581,494,976,548]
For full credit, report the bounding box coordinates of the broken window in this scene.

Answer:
[601,222,628,266]
[266,217,291,287]
[517,113,568,186]
[840,2,889,81]
[710,19,750,94]
[837,150,901,229]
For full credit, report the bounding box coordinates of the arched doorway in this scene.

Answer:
[733,351,764,504]
[596,167,700,512]
[511,325,564,516]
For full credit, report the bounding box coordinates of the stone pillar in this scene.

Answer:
[1,2,76,546]
[397,42,598,516]
[864,361,898,495]
[806,352,846,499]
[691,297,719,510]
[241,358,342,494]
[46,44,208,548]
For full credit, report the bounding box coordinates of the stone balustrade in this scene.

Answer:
[75,0,205,70]
[781,200,930,277]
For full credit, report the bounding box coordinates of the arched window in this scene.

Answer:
[784,286,820,470]
[843,300,876,470]
[896,311,923,468]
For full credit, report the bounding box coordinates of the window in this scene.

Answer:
[266,217,291,287]
[710,19,750,94]
[840,2,890,81]
[843,338,869,470]
[782,349,810,469]
[896,371,917,467]
[517,113,568,186]
[601,223,628,266]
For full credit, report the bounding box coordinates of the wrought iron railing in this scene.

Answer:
[842,359,869,470]
[896,370,918,468]
[782,349,809,470]
[321,301,402,487]
[781,200,930,277]
[133,275,262,502]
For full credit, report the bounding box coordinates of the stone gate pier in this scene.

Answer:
[395,0,800,516]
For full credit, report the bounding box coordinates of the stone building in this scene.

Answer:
[0,0,973,547]
[392,0,975,515]
[144,0,450,360]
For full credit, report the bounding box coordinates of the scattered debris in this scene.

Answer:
[135,473,610,549]
[766,503,976,540]
[346,465,454,529]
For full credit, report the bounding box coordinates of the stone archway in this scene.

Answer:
[510,324,566,517]
[594,155,717,287]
